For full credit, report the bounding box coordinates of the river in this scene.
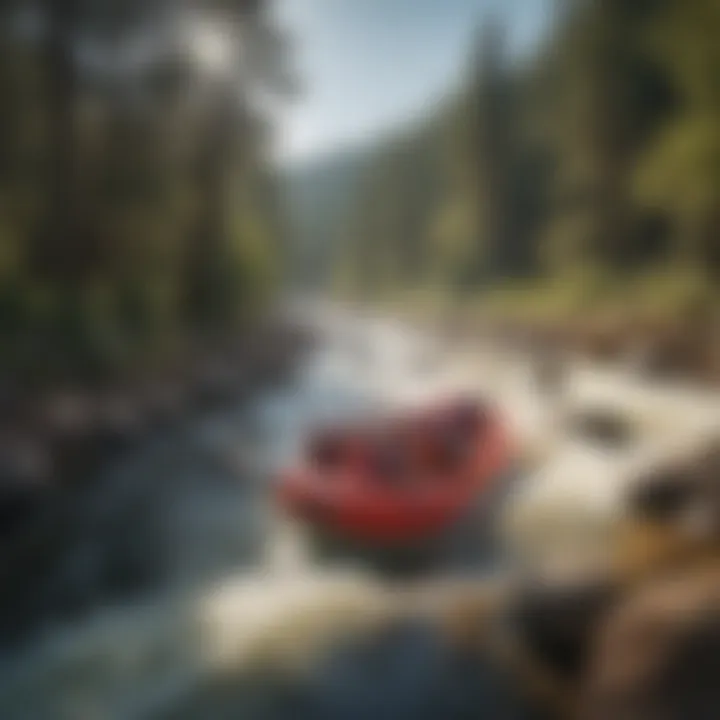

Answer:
[0,306,717,718]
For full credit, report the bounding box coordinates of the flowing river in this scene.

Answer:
[0,306,717,719]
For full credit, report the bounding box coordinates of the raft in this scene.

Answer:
[276,397,514,554]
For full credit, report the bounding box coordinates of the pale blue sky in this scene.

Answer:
[275,0,555,163]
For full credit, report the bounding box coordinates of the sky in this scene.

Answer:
[275,0,556,164]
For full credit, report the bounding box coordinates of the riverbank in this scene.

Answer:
[374,283,720,387]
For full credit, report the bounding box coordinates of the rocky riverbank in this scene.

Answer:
[460,314,720,385]
[386,300,720,386]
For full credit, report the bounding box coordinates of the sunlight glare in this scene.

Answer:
[189,20,236,76]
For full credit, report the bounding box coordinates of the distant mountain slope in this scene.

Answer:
[283,145,371,284]
[281,110,447,289]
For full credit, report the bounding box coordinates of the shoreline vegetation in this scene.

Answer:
[357,266,720,386]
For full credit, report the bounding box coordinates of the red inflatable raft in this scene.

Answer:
[276,397,514,548]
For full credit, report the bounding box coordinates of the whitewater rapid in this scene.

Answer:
[0,308,717,719]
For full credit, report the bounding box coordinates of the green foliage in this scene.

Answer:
[230,200,279,310]
[0,0,290,382]
[302,0,719,317]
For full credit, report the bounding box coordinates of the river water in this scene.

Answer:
[0,313,491,719]
[0,309,717,719]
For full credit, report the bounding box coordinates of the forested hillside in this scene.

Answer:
[290,0,719,326]
[0,0,292,387]
[284,146,368,287]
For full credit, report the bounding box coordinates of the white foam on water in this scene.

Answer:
[0,569,399,720]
